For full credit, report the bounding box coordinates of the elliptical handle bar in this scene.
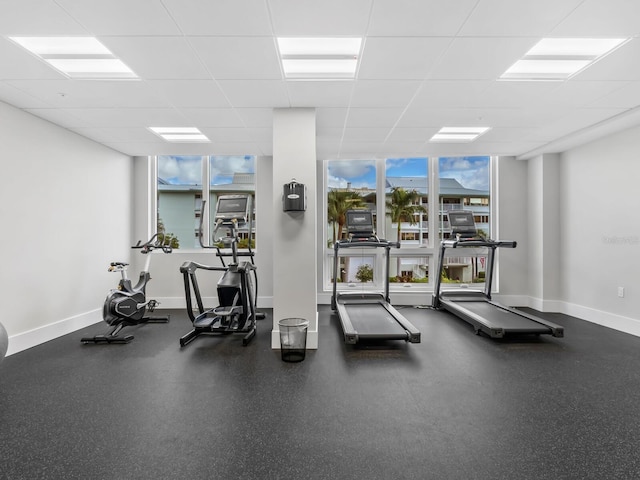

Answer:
[131,233,173,254]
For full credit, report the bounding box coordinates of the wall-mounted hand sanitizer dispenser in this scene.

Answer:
[283,180,306,212]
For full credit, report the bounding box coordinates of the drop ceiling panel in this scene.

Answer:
[268,0,372,36]
[101,37,211,80]
[551,0,640,36]
[71,127,158,143]
[163,0,273,36]
[0,82,51,108]
[24,108,87,129]
[234,108,274,128]
[345,108,404,128]
[6,79,171,108]
[188,37,282,80]
[350,80,422,108]
[588,82,640,109]
[0,0,84,35]
[316,108,349,129]
[286,81,354,108]
[368,0,477,36]
[59,107,187,128]
[342,127,392,141]
[410,80,494,109]
[428,37,537,80]
[55,0,181,35]
[358,37,452,80]
[216,80,289,108]
[458,0,584,36]
[0,39,66,80]
[571,40,640,82]
[176,108,245,127]
[146,80,230,108]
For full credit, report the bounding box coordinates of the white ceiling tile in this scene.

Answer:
[410,80,494,108]
[0,82,51,108]
[23,108,87,128]
[286,81,354,108]
[268,0,372,36]
[386,127,433,143]
[216,80,289,108]
[459,0,583,36]
[342,127,392,141]
[6,79,171,108]
[0,0,84,35]
[70,127,157,143]
[56,0,181,35]
[59,107,187,127]
[428,37,537,80]
[317,108,349,129]
[350,80,422,107]
[176,108,245,127]
[102,37,211,80]
[571,40,640,82]
[200,127,254,143]
[368,0,477,36]
[146,80,230,108]
[235,108,274,128]
[189,37,281,80]
[587,82,640,109]
[345,108,404,128]
[358,37,452,80]
[0,39,67,80]
[551,0,640,36]
[163,0,273,35]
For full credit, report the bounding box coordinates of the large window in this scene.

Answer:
[157,155,256,249]
[325,156,491,292]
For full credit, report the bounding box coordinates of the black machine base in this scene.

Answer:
[179,312,256,347]
[81,315,170,345]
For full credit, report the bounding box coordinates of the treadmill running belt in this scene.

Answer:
[343,303,407,336]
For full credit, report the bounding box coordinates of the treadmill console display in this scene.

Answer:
[448,210,477,238]
[346,210,374,237]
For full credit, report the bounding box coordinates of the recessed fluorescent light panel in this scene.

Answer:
[8,36,138,79]
[277,37,362,79]
[501,37,628,81]
[149,127,210,143]
[429,127,490,143]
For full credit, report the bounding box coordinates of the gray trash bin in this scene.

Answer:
[278,318,309,362]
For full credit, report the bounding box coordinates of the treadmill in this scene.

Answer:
[331,210,421,344]
[431,211,563,339]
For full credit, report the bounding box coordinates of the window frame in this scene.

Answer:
[323,156,495,294]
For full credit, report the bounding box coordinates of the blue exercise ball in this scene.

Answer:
[0,321,8,365]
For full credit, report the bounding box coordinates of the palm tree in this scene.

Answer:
[327,189,365,244]
[386,187,427,280]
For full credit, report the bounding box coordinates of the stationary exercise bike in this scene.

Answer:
[81,234,172,344]
[179,194,263,347]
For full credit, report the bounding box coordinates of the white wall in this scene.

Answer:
[0,101,133,355]
[558,125,640,335]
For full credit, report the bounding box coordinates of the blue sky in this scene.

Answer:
[158,155,255,185]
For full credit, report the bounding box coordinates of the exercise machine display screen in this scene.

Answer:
[215,195,249,221]
[448,210,477,237]
[346,210,374,236]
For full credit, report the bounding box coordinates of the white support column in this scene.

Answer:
[271,108,318,349]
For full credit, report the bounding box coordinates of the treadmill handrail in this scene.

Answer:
[335,239,400,249]
[442,239,517,249]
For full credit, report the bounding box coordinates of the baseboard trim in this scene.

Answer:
[6,309,102,357]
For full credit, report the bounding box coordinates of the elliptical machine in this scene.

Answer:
[81,234,172,344]
[179,194,263,347]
